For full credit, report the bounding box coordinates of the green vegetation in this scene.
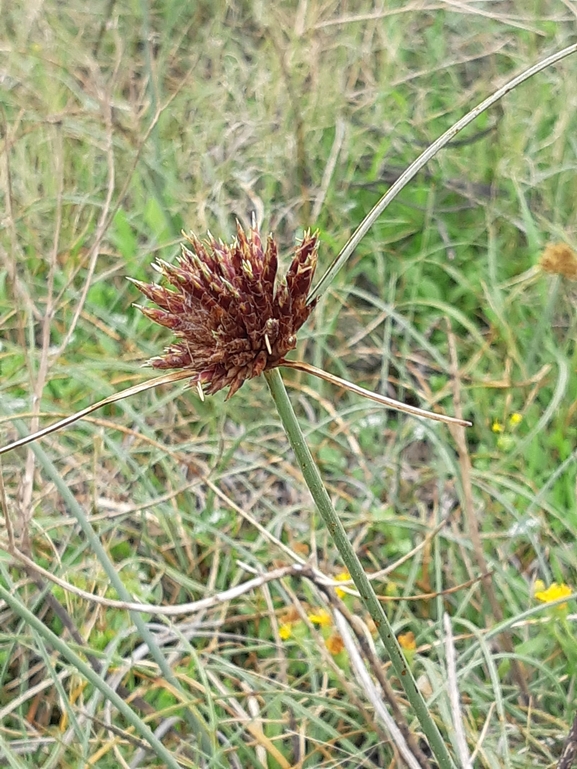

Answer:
[1,1,576,766]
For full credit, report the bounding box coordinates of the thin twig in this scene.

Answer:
[445,320,531,703]
[443,613,472,768]
[1,544,305,615]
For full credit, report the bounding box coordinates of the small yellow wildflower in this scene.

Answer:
[335,571,350,599]
[398,631,417,651]
[308,608,332,627]
[398,631,417,664]
[279,623,292,640]
[534,582,572,610]
[492,421,504,433]
[509,412,523,427]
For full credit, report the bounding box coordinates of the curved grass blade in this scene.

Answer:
[0,370,196,457]
[307,43,577,304]
[281,359,471,426]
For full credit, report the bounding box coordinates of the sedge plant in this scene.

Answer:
[1,42,577,769]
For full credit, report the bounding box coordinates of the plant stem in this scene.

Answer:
[265,368,456,769]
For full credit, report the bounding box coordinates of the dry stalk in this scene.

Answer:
[445,320,531,703]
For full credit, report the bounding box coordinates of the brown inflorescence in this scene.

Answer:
[539,242,577,280]
[131,223,319,398]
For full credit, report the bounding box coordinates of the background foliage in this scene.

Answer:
[1,1,576,766]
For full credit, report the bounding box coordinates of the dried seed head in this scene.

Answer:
[132,222,319,398]
[539,242,577,280]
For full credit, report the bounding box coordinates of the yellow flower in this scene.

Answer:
[334,571,350,599]
[398,631,417,664]
[492,421,504,433]
[279,623,293,640]
[308,609,332,627]
[509,412,523,427]
[398,631,417,651]
[534,582,572,610]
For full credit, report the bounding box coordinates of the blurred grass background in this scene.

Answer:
[1,1,577,766]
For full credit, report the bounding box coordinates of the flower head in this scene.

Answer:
[534,581,572,610]
[279,623,293,641]
[334,570,350,599]
[325,632,345,657]
[132,223,319,398]
[539,243,577,280]
[398,630,417,664]
[398,631,417,652]
[308,608,332,627]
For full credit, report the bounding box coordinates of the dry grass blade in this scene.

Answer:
[0,370,196,456]
[333,610,426,769]
[443,613,473,768]
[281,359,471,426]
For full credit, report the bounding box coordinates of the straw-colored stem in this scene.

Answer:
[281,358,471,426]
[264,368,456,769]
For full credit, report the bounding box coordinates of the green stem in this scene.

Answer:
[526,276,559,373]
[265,368,456,769]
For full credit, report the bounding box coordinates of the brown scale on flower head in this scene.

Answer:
[131,222,319,398]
